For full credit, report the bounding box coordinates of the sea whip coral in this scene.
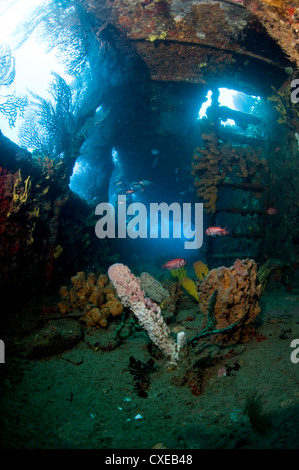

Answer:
[108,263,186,365]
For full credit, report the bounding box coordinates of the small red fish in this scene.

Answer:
[266,207,279,215]
[125,189,136,194]
[288,7,295,17]
[162,258,187,269]
[205,226,230,237]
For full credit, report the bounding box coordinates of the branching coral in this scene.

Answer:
[180,261,209,301]
[268,85,299,130]
[53,245,63,259]
[169,264,203,302]
[170,267,187,282]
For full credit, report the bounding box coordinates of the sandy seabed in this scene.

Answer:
[0,289,299,450]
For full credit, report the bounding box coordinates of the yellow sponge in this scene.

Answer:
[193,261,209,280]
[170,267,187,282]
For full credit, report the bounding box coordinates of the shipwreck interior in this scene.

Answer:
[1,0,298,299]
[1,0,299,451]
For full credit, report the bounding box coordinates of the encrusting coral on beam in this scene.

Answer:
[169,261,209,302]
[193,260,209,281]
[257,259,272,292]
[195,259,261,344]
[170,266,187,282]
[108,263,186,366]
[6,169,32,219]
[139,272,170,304]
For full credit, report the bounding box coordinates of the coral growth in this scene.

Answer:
[161,279,183,317]
[0,165,40,285]
[85,0,244,83]
[257,259,272,292]
[170,267,187,282]
[197,259,261,343]
[58,271,123,328]
[192,133,268,213]
[4,168,35,222]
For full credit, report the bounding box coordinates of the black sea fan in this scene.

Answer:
[0,43,27,127]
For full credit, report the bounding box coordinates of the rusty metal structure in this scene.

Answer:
[82,0,298,91]
[77,0,299,265]
[1,0,299,293]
